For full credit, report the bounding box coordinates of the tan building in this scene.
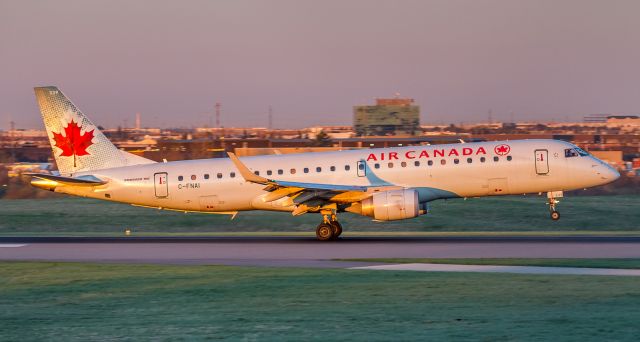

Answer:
[590,150,623,165]
[354,95,420,136]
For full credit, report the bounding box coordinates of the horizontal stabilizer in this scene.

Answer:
[27,173,106,188]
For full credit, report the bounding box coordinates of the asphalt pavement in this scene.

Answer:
[1,235,639,268]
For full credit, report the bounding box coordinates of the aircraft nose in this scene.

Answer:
[607,166,621,181]
[595,163,620,183]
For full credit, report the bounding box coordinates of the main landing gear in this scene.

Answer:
[316,211,343,241]
[546,191,563,221]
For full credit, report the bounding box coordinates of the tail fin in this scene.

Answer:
[34,86,155,175]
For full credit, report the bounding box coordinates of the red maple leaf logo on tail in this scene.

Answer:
[52,120,94,166]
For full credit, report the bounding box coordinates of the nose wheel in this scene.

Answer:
[316,212,343,241]
[546,191,562,221]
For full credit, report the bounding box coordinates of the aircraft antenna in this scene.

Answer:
[215,102,221,128]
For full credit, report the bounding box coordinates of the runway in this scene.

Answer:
[1,236,639,269]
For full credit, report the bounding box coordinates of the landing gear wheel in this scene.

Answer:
[316,223,334,241]
[330,221,343,239]
[546,191,563,221]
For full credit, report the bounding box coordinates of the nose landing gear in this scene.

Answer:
[316,211,343,241]
[546,191,563,221]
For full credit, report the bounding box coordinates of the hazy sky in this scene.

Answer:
[2,0,640,129]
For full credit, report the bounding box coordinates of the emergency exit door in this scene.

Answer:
[154,172,168,198]
[534,150,549,175]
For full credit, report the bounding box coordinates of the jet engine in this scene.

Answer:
[358,189,422,221]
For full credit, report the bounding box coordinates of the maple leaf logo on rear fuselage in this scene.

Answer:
[52,119,95,162]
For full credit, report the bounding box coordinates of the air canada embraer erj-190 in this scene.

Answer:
[29,87,620,240]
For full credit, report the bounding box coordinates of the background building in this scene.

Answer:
[353,95,420,136]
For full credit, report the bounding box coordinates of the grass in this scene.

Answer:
[0,262,639,341]
[338,258,640,269]
[0,195,639,235]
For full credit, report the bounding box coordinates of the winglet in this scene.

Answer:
[227,152,270,184]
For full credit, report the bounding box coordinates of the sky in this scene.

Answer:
[1,0,640,129]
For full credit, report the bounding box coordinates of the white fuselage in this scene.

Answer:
[59,139,618,215]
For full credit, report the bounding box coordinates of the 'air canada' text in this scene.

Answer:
[366,147,488,161]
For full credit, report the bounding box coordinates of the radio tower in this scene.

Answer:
[215,102,221,128]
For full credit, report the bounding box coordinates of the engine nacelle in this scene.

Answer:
[360,189,421,221]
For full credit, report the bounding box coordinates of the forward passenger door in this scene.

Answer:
[535,149,549,175]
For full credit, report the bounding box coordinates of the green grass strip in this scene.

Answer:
[1,261,640,341]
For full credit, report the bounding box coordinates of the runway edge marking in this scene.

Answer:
[349,263,640,276]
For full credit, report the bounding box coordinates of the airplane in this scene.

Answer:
[28,86,620,240]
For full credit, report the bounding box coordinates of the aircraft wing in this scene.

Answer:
[227,152,400,204]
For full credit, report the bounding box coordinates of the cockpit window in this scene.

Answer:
[565,147,590,158]
[575,147,589,156]
[565,148,579,158]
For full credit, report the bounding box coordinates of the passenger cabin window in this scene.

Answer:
[290,169,296,174]
[374,163,380,169]
[480,157,486,163]
[254,171,260,176]
[493,156,499,162]
[178,175,184,181]
[304,168,309,173]
[230,172,236,178]
[267,170,273,176]
[428,160,433,166]
[507,156,512,161]
[440,159,446,165]
[467,158,472,163]
[453,159,459,164]
[330,166,336,172]
[388,162,394,168]
[414,161,420,167]
[204,174,210,179]
[191,175,196,180]
[401,162,407,167]
[277,169,283,175]
[316,167,322,172]
[346,165,352,171]
[217,173,223,179]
